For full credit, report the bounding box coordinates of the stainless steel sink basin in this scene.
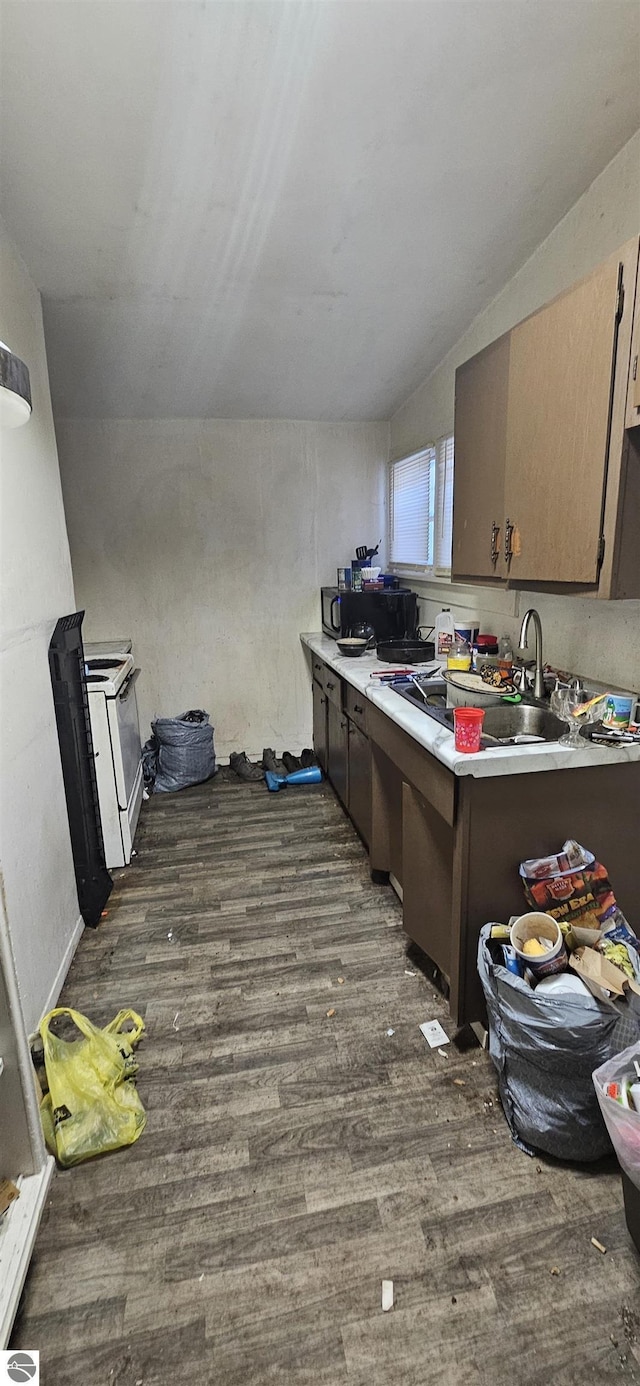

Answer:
[444,703,566,742]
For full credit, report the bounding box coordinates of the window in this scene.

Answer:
[388,434,454,577]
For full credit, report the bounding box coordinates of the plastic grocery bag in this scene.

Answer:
[39,1007,146,1167]
[593,1042,640,1189]
[478,924,638,1160]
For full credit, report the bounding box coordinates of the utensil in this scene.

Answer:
[337,637,368,658]
[351,622,376,648]
[410,676,431,704]
[376,638,435,664]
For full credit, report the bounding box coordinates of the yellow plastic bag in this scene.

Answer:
[39,1007,146,1167]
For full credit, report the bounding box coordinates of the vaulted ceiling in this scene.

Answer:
[1,0,638,419]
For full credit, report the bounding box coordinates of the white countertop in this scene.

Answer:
[301,633,640,780]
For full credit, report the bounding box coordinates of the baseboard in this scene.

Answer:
[0,1158,54,1348]
[389,872,403,902]
[40,914,84,1023]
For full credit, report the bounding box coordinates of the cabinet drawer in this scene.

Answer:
[312,656,327,689]
[324,671,342,710]
[345,684,368,733]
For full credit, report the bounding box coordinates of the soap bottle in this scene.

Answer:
[435,608,455,660]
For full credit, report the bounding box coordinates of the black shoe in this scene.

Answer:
[229,751,264,782]
[262,747,279,772]
[282,751,302,774]
[300,748,317,768]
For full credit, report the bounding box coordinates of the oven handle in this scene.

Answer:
[330,595,341,633]
[118,668,141,701]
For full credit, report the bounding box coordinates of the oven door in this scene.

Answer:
[109,669,142,809]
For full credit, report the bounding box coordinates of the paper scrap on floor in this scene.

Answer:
[420,1020,449,1048]
[382,1280,394,1311]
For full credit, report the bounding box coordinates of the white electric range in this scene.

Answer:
[84,643,143,868]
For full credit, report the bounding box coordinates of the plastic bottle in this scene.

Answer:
[447,635,472,671]
[435,608,455,660]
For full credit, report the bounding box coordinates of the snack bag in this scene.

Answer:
[520,840,624,931]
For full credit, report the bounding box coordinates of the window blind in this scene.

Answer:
[435,433,454,573]
[389,447,435,568]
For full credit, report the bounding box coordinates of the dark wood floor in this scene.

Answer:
[12,777,640,1384]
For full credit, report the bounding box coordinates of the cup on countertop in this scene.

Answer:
[601,693,638,731]
[453,706,484,753]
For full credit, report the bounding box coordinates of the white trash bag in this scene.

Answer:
[593,1041,640,1189]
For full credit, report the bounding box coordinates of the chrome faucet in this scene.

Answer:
[519,608,545,700]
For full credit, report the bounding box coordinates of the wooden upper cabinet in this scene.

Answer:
[626,278,640,430]
[452,333,510,583]
[451,238,640,596]
[503,248,623,585]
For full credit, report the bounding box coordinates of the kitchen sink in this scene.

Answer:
[443,703,566,743]
[390,677,568,744]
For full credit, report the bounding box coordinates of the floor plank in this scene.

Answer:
[11,776,640,1383]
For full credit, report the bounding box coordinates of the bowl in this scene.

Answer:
[337,637,368,657]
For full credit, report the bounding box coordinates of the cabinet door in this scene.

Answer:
[452,332,510,582]
[327,698,348,806]
[312,679,327,772]
[401,781,453,980]
[504,251,622,584]
[347,721,371,847]
[626,292,640,430]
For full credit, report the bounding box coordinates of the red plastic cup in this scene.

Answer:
[453,706,485,753]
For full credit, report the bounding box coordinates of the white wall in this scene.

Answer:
[391,131,640,691]
[56,418,388,757]
[0,224,81,1034]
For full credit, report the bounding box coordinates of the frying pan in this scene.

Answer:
[376,637,435,664]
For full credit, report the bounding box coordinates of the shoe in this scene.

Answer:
[300,748,317,768]
[282,751,302,774]
[261,748,279,772]
[229,751,265,781]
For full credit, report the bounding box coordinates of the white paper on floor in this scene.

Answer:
[382,1279,394,1311]
[420,1019,449,1048]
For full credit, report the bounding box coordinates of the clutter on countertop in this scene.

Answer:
[143,709,216,793]
[38,1007,146,1167]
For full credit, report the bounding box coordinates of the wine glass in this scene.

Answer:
[550,687,602,748]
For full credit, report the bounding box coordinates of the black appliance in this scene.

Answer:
[48,612,113,927]
[321,586,418,642]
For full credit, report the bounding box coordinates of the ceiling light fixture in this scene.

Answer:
[0,341,32,427]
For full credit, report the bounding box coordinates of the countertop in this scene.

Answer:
[301,633,640,780]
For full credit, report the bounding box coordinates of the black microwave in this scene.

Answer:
[321,587,418,642]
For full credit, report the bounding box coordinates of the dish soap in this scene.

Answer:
[435,608,455,660]
[447,635,472,672]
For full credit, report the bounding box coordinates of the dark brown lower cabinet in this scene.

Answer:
[312,679,328,772]
[401,781,453,978]
[327,697,348,805]
[346,720,371,847]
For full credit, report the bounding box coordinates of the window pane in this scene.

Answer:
[389,448,435,566]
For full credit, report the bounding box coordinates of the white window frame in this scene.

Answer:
[388,434,454,580]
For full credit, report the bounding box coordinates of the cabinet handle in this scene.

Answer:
[633,354,638,382]
[504,517,515,567]
[490,521,500,567]
[353,703,364,714]
[327,680,336,691]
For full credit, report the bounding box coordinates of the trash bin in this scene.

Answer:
[594,1042,640,1252]
[478,923,637,1160]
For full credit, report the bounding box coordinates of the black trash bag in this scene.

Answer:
[146,710,216,794]
[477,923,639,1161]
